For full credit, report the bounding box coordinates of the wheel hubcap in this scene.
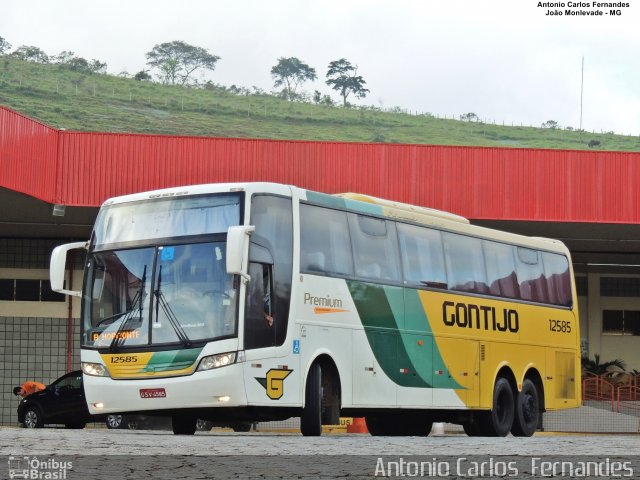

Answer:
[107,415,122,428]
[24,411,37,428]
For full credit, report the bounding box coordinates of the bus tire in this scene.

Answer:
[301,362,322,436]
[511,379,539,437]
[172,414,197,435]
[462,417,482,437]
[480,377,514,437]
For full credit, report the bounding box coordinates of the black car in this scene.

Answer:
[18,370,256,432]
[17,370,98,429]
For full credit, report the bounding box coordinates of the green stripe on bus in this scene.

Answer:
[347,281,461,389]
[305,191,383,216]
[402,289,461,389]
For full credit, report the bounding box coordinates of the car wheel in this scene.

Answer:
[196,419,213,432]
[106,415,125,429]
[23,407,44,428]
[232,423,252,432]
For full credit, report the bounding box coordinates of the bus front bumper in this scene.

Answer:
[83,363,247,415]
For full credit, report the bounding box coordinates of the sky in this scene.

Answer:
[2,0,639,134]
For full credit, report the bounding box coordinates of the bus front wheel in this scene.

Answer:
[511,379,539,437]
[301,363,322,436]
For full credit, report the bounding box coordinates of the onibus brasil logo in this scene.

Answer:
[8,456,73,479]
[255,368,293,400]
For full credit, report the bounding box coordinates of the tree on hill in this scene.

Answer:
[52,51,76,64]
[145,40,220,86]
[11,45,49,63]
[541,120,559,129]
[460,112,479,122]
[53,53,107,74]
[0,37,12,55]
[325,58,369,107]
[134,70,152,81]
[271,57,317,101]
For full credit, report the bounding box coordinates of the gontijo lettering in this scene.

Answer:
[443,301,519,333]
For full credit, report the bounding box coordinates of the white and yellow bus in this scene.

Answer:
[51,182,580,436]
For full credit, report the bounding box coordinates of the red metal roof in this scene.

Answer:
[2,105,639,223]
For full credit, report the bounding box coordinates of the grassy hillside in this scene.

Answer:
[1,56,639,151]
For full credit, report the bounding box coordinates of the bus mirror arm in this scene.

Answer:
[50,241,89,297]
[226,225,256,284]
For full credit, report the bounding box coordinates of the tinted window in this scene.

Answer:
[0,279,13,300]
[250,195,293,347]
[54,374,82,390]
[603,310,640,336]
[516,247,548,303]
[349,214,401,282]
[397,223,447,288]
[483,241,519,298]
[300,205,353,276]
[443,233,489,294]
[15,279,40,301]
[244,262,276,349]
[41,280,66,302]
[542,252,572,306]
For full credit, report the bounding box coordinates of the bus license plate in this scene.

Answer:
[139,388,166,399]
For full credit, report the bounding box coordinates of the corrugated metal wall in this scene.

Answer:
[2,105,640,223]
[0,107,59,202]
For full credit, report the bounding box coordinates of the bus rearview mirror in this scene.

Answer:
[226,225,255,282]
[50,241,88,297]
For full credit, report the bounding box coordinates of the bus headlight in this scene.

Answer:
[197,352,237,371]
[82,362,108,377]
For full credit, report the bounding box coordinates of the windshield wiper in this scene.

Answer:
[109,265,146,352]
[154,266,192,348]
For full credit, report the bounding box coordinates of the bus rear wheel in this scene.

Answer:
[462,419,482,437]
[511,379,540,437]
[301,363,322,436]
[479,377,514,437]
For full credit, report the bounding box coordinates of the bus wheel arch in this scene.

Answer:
[301,354,342,436]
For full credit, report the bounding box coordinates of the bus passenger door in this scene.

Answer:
[242,262,299,405]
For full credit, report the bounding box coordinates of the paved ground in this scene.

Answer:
[1,427,639,455]
[1,428,639,479]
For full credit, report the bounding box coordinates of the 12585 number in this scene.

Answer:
[549,319,571,333]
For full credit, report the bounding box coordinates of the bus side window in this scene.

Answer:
[397,223,447,288]
[516,247,549,304]
[443,233,489,294]
[244,262,276,350]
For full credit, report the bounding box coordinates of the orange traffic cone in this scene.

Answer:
[347,417,369,434]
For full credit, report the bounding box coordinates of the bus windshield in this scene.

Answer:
[93,194,241,249]
[82,242,238,348]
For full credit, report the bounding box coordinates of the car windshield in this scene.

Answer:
[82,242,238,348]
